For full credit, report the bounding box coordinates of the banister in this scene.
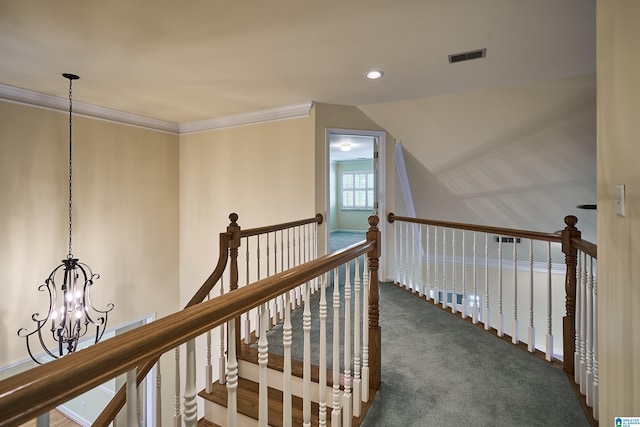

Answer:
[571,237,597,259]
[240,213,323,238]
[388,213,562,243]
[0,221,368,427]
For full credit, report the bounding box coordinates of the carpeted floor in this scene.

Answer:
[259,230,590,426]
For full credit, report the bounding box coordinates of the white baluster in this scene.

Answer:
[297,227,303,307]
[174,348,181,427]
[461,231,467,318]
[412,224,418,294]
[592,261,599,420]
[580,253,587,392]
[280,230,286,317]
[220,278,227,383]
[426,225,431,302]
[498,236,504,337]
[512,238,518,345]
[353,257,362,417]
[258,303,269,427]
[451,229,457,314]
[442,228,447,309]
[574,251,582,383]
[156,359,162,427]
[586,254,594,407]
[245,240,252,344]
[332,268,342,427]
[528,240,535,352]
[343,262,352,427]
[418,225,424,296]
[283,290,293,427]
[319,273,328,427]
[126,369,137,427]
[546,242,554,362]
[472,232,478,324]
[484,233,490,331]
[361,255,370,403]
[226,321,238,427]
[183,340,197,427]
[303,281,312,427]
[206,299,213,393]
[434,227,439,305]
[394,219,400,284]
[404,222,410,289]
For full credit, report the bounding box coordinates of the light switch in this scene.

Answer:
[616,184,625,217]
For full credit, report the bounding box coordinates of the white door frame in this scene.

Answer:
[325,128,386,280]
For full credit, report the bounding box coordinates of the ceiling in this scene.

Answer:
[0,0,595,127]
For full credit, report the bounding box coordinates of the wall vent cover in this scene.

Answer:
[448,48,486,64]
[493,236,521,244]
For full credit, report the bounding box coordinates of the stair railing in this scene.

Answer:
[387,212,598,420]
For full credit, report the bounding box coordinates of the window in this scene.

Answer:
[341,171,374,209]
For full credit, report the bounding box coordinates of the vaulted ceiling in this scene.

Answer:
[0,0,595,127]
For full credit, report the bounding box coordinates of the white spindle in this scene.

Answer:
[245,239,252,344]
[303,281,312,427]
[297,227,303,306]
[434,227,439,305]
[282,289,292,426]
[257,302,269,426]
[461,231,467,318]
[418,225,424,296]
[220,278,227,383]
[174,348,181,427]
[183,340,197,426]
[206,297,213,393]
[472,232,478,324]
[405,222,410,289]
[343,262,353,427]
[586,254,594,407]
[362,255,370,402]
[528,239,535,353]
[155,360,162,427]
[592,261,599,420]
[574,252,582,384]
[353,257,362,417]
[226,321,238,427]
[332,268,342,427]
[498,237,504,337]
[580,253,588,393]
[280,230,286,319]
[451,229,457,314]
[319,273,328,426]
[442,228,447,309]
[484,233,490,331]
[546,242,554,362]
[512,238,518,345]
[425,225,431,302]
[126,369,137,427]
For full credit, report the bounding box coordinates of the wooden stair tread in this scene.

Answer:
[200,377,328,427]
[197,418,221,427]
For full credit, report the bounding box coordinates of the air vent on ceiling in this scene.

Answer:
[448,48,486,64]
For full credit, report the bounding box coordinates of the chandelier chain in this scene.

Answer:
[67,77,73,259]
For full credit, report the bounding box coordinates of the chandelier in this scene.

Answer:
[18,74,114,364]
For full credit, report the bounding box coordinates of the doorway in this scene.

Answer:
[325,128,386,279]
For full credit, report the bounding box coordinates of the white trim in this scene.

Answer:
[325,128,387,280]
[179,101,314,134]
[0,83,179,134]
[0,82,314,135]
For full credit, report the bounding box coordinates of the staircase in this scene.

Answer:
[198,335,375,426]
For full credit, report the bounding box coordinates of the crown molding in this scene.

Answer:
[178,101,315,134]
[0,83,180,134]
[0,83,314,135]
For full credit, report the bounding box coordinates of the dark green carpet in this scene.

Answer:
[256,230,589,426]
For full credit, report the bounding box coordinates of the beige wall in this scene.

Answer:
[597,0,640,421]
[360,74,597,242]
[179,117,316,306]
[313,103,396,278]
[0,101,180,422]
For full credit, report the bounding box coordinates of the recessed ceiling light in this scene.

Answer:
[366,70,384,80]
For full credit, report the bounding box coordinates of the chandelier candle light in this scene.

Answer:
[18,74,114,364]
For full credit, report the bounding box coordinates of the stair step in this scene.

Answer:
[200,377,331,427]
[198,418,222,427]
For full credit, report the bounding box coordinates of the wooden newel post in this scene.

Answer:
[366,215,382,390]
[561,215,580,375]
[227,213,242,350]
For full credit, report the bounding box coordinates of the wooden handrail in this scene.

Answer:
[571,237,597,259]
[240,213,323,238]
[1,213,350,427]
[388,213,562,243]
